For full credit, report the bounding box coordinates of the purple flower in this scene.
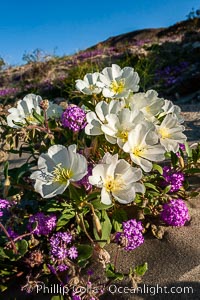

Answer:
[72,296,81,300]
[57,264,68,272]
[161,199,190,226]
[47,264,56,274]
[61,105,87,132]
[7,227,18,239]
[0,199,11,217]
[115,219,144,251]
[49,232,78,260]
[68,246,78,259]
[162,166,184,192]
[27,212,56,236]
[49,232,78,273]
[77,164,93,191]
[176,143,186,157]
[0,199,10,209]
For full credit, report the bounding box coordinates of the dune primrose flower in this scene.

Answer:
[85,100,122,136]
[6,93,62,128]
[99,64,140,98]
[127,90,165,123]
[157,114,187,152]
[123,124,165,172]
[61,105,87,132]
[75,72,103,95]
[101,107,145,147]
[115,219,144,251]
[89,153,145,205]
[161,199,190,226]
[30,144,87,198]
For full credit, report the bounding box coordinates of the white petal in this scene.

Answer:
[113,187,135,204]
[101,187,112,205]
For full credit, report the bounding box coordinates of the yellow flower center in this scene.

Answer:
[132,146,144,157]
[104,175,125,192]
[110,79,125,94]
[52,163,73,183]
[145,106,151,113]
[89,84,96,91]
[25,114,38,124]
[117,130,129,142]
[159,127,171,139]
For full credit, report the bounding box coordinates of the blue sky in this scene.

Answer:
[1,0,199,66]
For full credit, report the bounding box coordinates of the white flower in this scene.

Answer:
[6,94,63,128]
[101,107,146,147]
[89,153,145,205]
[158,100,184,124]
[85,100,122,136]
[30,144,87,198]
[75,72,103,95]
[123,124,165,172]
[127,90,165,123]
[156,114,187,152]
[99,64,140,98]
[7,94,42,128]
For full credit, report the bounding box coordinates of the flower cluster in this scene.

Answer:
[155,62,189,87]
[6,93,63,128]
[0,199,11,217]
[161,199,190,226]
[77,64,186,174]
[49,232,78,272]
[0,87,19,97]
[162,166,184,192]
[115,219,144,251]
[61,105,87,132]
[27,212,57,235]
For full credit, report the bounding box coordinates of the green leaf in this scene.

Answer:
[105,263,124,281]
[51,296,64,300]
[143,207,151,215]
[32,108,44,124]
[189,191,199,198]
[185,142,192,158]
[69,185,83,203]
[152,163,163,175]
[134,262,148,276]
[16,239,28,256]
[12,120,24,127]
[93,210,112,247]
[77,244,93,265]
[163,184,171,194]
[0,285,8,292]
[170,151,178,167]
[144,182,159,192]
[8,162,35,184]
[0,247,9,259]
[92,198,113,210]
[185,168,200,174]
[56,210,75,230]
[112,209,128,232]
[3,161,9,179]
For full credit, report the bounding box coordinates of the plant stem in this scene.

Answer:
[0,222,18,254]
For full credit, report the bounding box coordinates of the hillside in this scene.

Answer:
[0,17,200,106]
